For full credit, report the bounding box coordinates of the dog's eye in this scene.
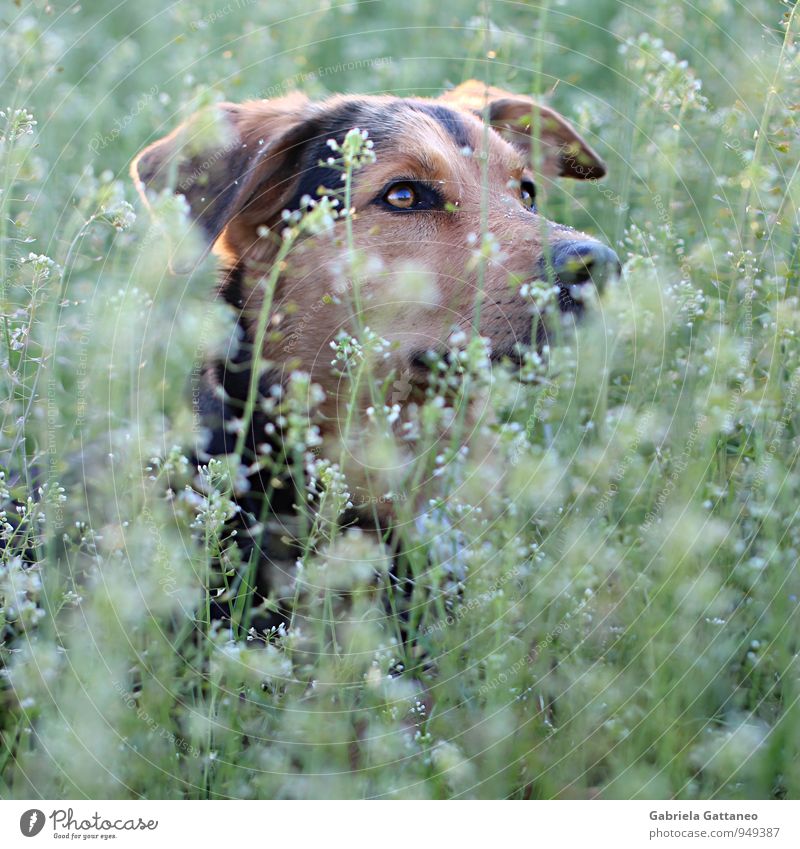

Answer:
[520,179,537,210]
[384,183,417,209]
[377,180,445,212]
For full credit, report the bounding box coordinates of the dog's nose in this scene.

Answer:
[550,241,621,293]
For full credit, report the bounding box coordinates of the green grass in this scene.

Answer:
[1,0,799,799]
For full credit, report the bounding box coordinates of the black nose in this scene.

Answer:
[549,241,621,293]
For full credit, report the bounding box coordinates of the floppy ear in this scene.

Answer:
[440,80,606,180]
[131,93,319,262]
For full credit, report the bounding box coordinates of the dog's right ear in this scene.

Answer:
[131,94,318,264]
[441,80,606,180]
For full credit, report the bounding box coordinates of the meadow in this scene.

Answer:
[1,0,799,799]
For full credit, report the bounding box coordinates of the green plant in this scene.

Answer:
[1,0,799,800]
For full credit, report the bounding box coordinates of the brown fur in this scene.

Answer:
[132,81,616,512]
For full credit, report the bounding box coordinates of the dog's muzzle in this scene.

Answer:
[546,240,621,312]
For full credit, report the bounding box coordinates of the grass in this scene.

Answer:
[1,0,799,799]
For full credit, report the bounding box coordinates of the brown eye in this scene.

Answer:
[384,182,416,209]
[521,179,536,209]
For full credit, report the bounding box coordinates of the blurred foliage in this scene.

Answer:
[1,0,799,799]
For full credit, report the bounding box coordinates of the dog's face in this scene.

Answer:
[133,81,618,428]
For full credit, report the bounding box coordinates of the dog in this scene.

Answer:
[131,80,620,628]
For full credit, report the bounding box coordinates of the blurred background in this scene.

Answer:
[3,0,787,250]
[2,0,799,800]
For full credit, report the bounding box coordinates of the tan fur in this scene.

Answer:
[132,81,611,509]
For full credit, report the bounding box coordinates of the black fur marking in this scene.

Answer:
[220,262,247,309]
[410,102,473,150]
[282,100,474,215]
[238,114,326,224]
[284,100,395,213]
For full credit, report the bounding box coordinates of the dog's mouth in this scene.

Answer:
[409,350,442,372]
[556,280,592,315]
[409,340,531,374]
[404,288,594,377]
[405,254,621,376]
[546,244,622,314]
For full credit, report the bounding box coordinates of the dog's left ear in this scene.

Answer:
[440,80,606,180]
[131,94,320,267]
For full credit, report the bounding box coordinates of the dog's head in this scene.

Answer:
[132,80,619,419]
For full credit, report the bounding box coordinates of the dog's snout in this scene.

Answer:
[550,241,621,293]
